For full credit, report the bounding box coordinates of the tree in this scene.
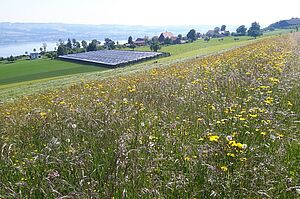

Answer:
[204,36,210,42]
[57,45,66,56]
[164,37,173,44]
[144,36,150,45]
[40,47,43,52]
[178,34,183,40]
[33,48,36,52]
[236,25,247,36]
[82,40,88,49]
[248,22,262,38]
[25,51,28,56]
[104,38,116,50]
[87,42,97,52]
[128,36,133,44]
[150,41,161,52]
[214,27,220,34]
[151,36,159,43]
[129,43,136,51]
[75,41,81,49]
[43,43,47,52]
[66,38,72,49]
[296,26,299,32]
[187,29,197,42]
[221,25,226,32]
[72,39,77,48]
[7,55,15,62]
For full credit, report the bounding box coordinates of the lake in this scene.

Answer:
[0,40,128,58]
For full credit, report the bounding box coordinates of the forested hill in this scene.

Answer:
[267,18,300,29]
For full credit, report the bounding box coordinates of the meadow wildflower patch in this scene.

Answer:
[0,34,299,198]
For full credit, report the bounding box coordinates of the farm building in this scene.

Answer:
[30,53,40,60]
[134,38,146,46]
[59,50,166,67]
[158,32,178,43]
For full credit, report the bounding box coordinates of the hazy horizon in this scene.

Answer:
[0,0,299,26]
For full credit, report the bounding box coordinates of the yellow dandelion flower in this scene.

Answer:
[249,114,258,118]
[184,156,190,161]
[260,132,267,136]
[220,166,228,172]
[240,157,247,162]
[227,153,235,157]
[209,135,219,142]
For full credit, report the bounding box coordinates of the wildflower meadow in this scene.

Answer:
[0,33,299,198]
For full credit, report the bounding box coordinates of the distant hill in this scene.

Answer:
[267,18,300,29]
[0,23,217,46]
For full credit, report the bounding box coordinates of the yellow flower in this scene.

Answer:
[40,112,47,117]
[240,157,247,162]
[260,132,267,136]
[184,156,190,161]
[249,114,257,118]
[287,101,293,106]
[220,166,228,172]
[227,153,235,157]
[264,97,273,104]
[209,135,219,142]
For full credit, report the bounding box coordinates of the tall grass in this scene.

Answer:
[0,34,299,198]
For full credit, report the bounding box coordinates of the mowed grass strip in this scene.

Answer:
[0,59,107,86]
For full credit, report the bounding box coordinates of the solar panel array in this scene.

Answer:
[59,50,163,66]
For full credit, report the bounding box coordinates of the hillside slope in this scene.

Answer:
[267,17,300,29]
[0,34,299,198]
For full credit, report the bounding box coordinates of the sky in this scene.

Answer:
[0,0,299,27]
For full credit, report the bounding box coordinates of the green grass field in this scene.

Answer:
[0,37,256,101]
[0,59,106,86]
[0,34,299,198]
[0,31,292,101]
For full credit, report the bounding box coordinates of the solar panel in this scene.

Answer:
[59,50,163,66]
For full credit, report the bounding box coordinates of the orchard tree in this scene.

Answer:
[129,43,136,51]
[187,29,197,42]
[236,25,247,36]
[221,25,226,32]
[128,36,133,44]
[57,45,66,56]
[248,22,262,38]
[150,41,161,52]
[214,27,220,34]
[82,40,88,49]
[66,38,72,49]
[43,43,47,52]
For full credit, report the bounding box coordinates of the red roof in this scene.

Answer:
[160,32,174,38]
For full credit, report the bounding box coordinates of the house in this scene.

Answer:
[158,32,175,43]
[134,38,146,46]
[30,53,40,60]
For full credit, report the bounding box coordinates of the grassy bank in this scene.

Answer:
[0,34,299,198]
[0,37,257,101]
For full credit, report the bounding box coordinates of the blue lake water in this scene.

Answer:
[0,40,128,58]
[0,42,58,57]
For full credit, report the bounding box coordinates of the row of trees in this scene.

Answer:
[56,38,118,56]
[18,21,264,59]
[233,22,263,38]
